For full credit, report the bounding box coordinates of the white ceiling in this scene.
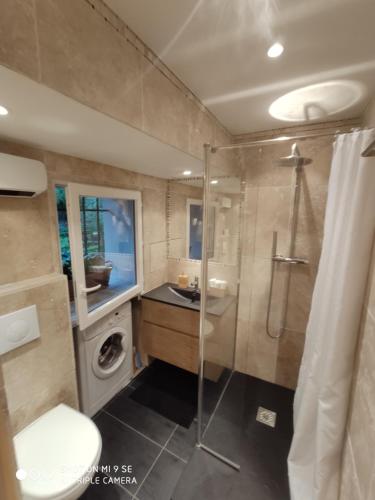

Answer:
[0,65,202,179]
[106,0,375,134]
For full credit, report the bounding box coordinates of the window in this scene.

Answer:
[55,183,143,329]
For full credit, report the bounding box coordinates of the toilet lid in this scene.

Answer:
[14,404,102,499]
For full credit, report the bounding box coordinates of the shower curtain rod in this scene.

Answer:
[210,128,375,157]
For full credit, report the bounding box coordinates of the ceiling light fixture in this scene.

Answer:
[0,105,9,116]
[183,170,192,176]
[210,179,219,185]
[269,80,365,122]
[267,42,284,58]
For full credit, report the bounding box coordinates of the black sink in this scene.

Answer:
[171,286,201,302]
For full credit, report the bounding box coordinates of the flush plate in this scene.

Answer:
[0,305,40,355]
[256,406,277,428]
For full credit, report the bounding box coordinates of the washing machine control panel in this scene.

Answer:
[80,302,132,341]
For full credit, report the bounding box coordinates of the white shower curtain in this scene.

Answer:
[288,129,375,500]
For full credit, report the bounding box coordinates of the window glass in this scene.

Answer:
[80,196,136,312]
[55,186,74,300]
[55,186,137,313]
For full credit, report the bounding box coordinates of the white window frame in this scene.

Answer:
[66,182,143,329]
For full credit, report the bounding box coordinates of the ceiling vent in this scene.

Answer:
[0,152,47,198]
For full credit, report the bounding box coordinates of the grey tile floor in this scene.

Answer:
[173,373,294,500]
[81,367,294,500]
[80,378,195,500]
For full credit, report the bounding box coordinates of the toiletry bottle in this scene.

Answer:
[178,272,189,288]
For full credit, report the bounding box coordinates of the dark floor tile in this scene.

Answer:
[166,421,198,462]
[213,372,294,438]
[94,412,161,493]
[79,472,132,499]
[173,373,294,500]
[200,373,293,499]
[136,451,186,500]
[172,447,275,500]
[105,386,176,446]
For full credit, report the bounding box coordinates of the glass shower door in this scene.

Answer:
[197,144,242,466]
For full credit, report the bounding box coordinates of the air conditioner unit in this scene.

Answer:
[0,152,47,198]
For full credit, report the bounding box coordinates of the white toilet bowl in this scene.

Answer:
[14,404,102,500]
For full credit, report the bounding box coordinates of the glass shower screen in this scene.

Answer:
[197,144,242,464]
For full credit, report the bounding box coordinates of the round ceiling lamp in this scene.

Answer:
[269,80,366,122]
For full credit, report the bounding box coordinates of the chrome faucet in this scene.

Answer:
[191,276,199,290]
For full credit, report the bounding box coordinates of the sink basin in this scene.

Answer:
[169,286,201,302]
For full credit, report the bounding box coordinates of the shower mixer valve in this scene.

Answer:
[272,255,309,265]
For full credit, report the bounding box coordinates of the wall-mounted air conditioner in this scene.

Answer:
[0,152,47,198]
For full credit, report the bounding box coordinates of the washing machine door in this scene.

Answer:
[92,326,130,379]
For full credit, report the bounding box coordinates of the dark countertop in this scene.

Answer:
[142,282,235,317]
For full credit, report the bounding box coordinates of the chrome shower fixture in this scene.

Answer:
[273,143,312,169]
[266,143,311,339]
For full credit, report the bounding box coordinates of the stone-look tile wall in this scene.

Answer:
[0,139,169,435]
[0,0,231,160]
[235,125,347,389]
[0,140,169,293]
[0,275,78,435]
[339,100,375,500]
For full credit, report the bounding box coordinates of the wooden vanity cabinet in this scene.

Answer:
[141,299,200,373]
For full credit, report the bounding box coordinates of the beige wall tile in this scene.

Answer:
[237,131,332,388]
[240,187,258,258]
[150,241,167,273]
[168,239,186,259]
[0,0,39,80]
[0,275,78,434]
[275,330,305,389]
[235,318,250,373]
[142,62,190,153]
[188,102,216,159]
[35,0,143,129]
[285,265,315,333]
[143,187,167,245]
[0,193,55,285]
[254,186,293,258]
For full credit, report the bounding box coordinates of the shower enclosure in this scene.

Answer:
[196,127,349,467]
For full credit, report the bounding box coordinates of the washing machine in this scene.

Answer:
[74,301,133,417]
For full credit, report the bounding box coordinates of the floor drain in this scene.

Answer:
[256,406,277,428]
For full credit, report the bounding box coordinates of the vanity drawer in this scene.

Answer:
[142,322,198,374]
[142,299,199,337]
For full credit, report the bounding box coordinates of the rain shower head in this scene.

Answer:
[273,143,312,168]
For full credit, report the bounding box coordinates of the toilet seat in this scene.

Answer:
[14,404,102,500]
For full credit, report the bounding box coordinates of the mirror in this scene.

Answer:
[167,176,241,265]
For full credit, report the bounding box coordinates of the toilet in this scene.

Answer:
[14,404,102,500]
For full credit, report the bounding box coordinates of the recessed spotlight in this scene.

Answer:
[210,179,219,185]
[183,170,192,176]
[0,105,9,116]
[267,42,284,58]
